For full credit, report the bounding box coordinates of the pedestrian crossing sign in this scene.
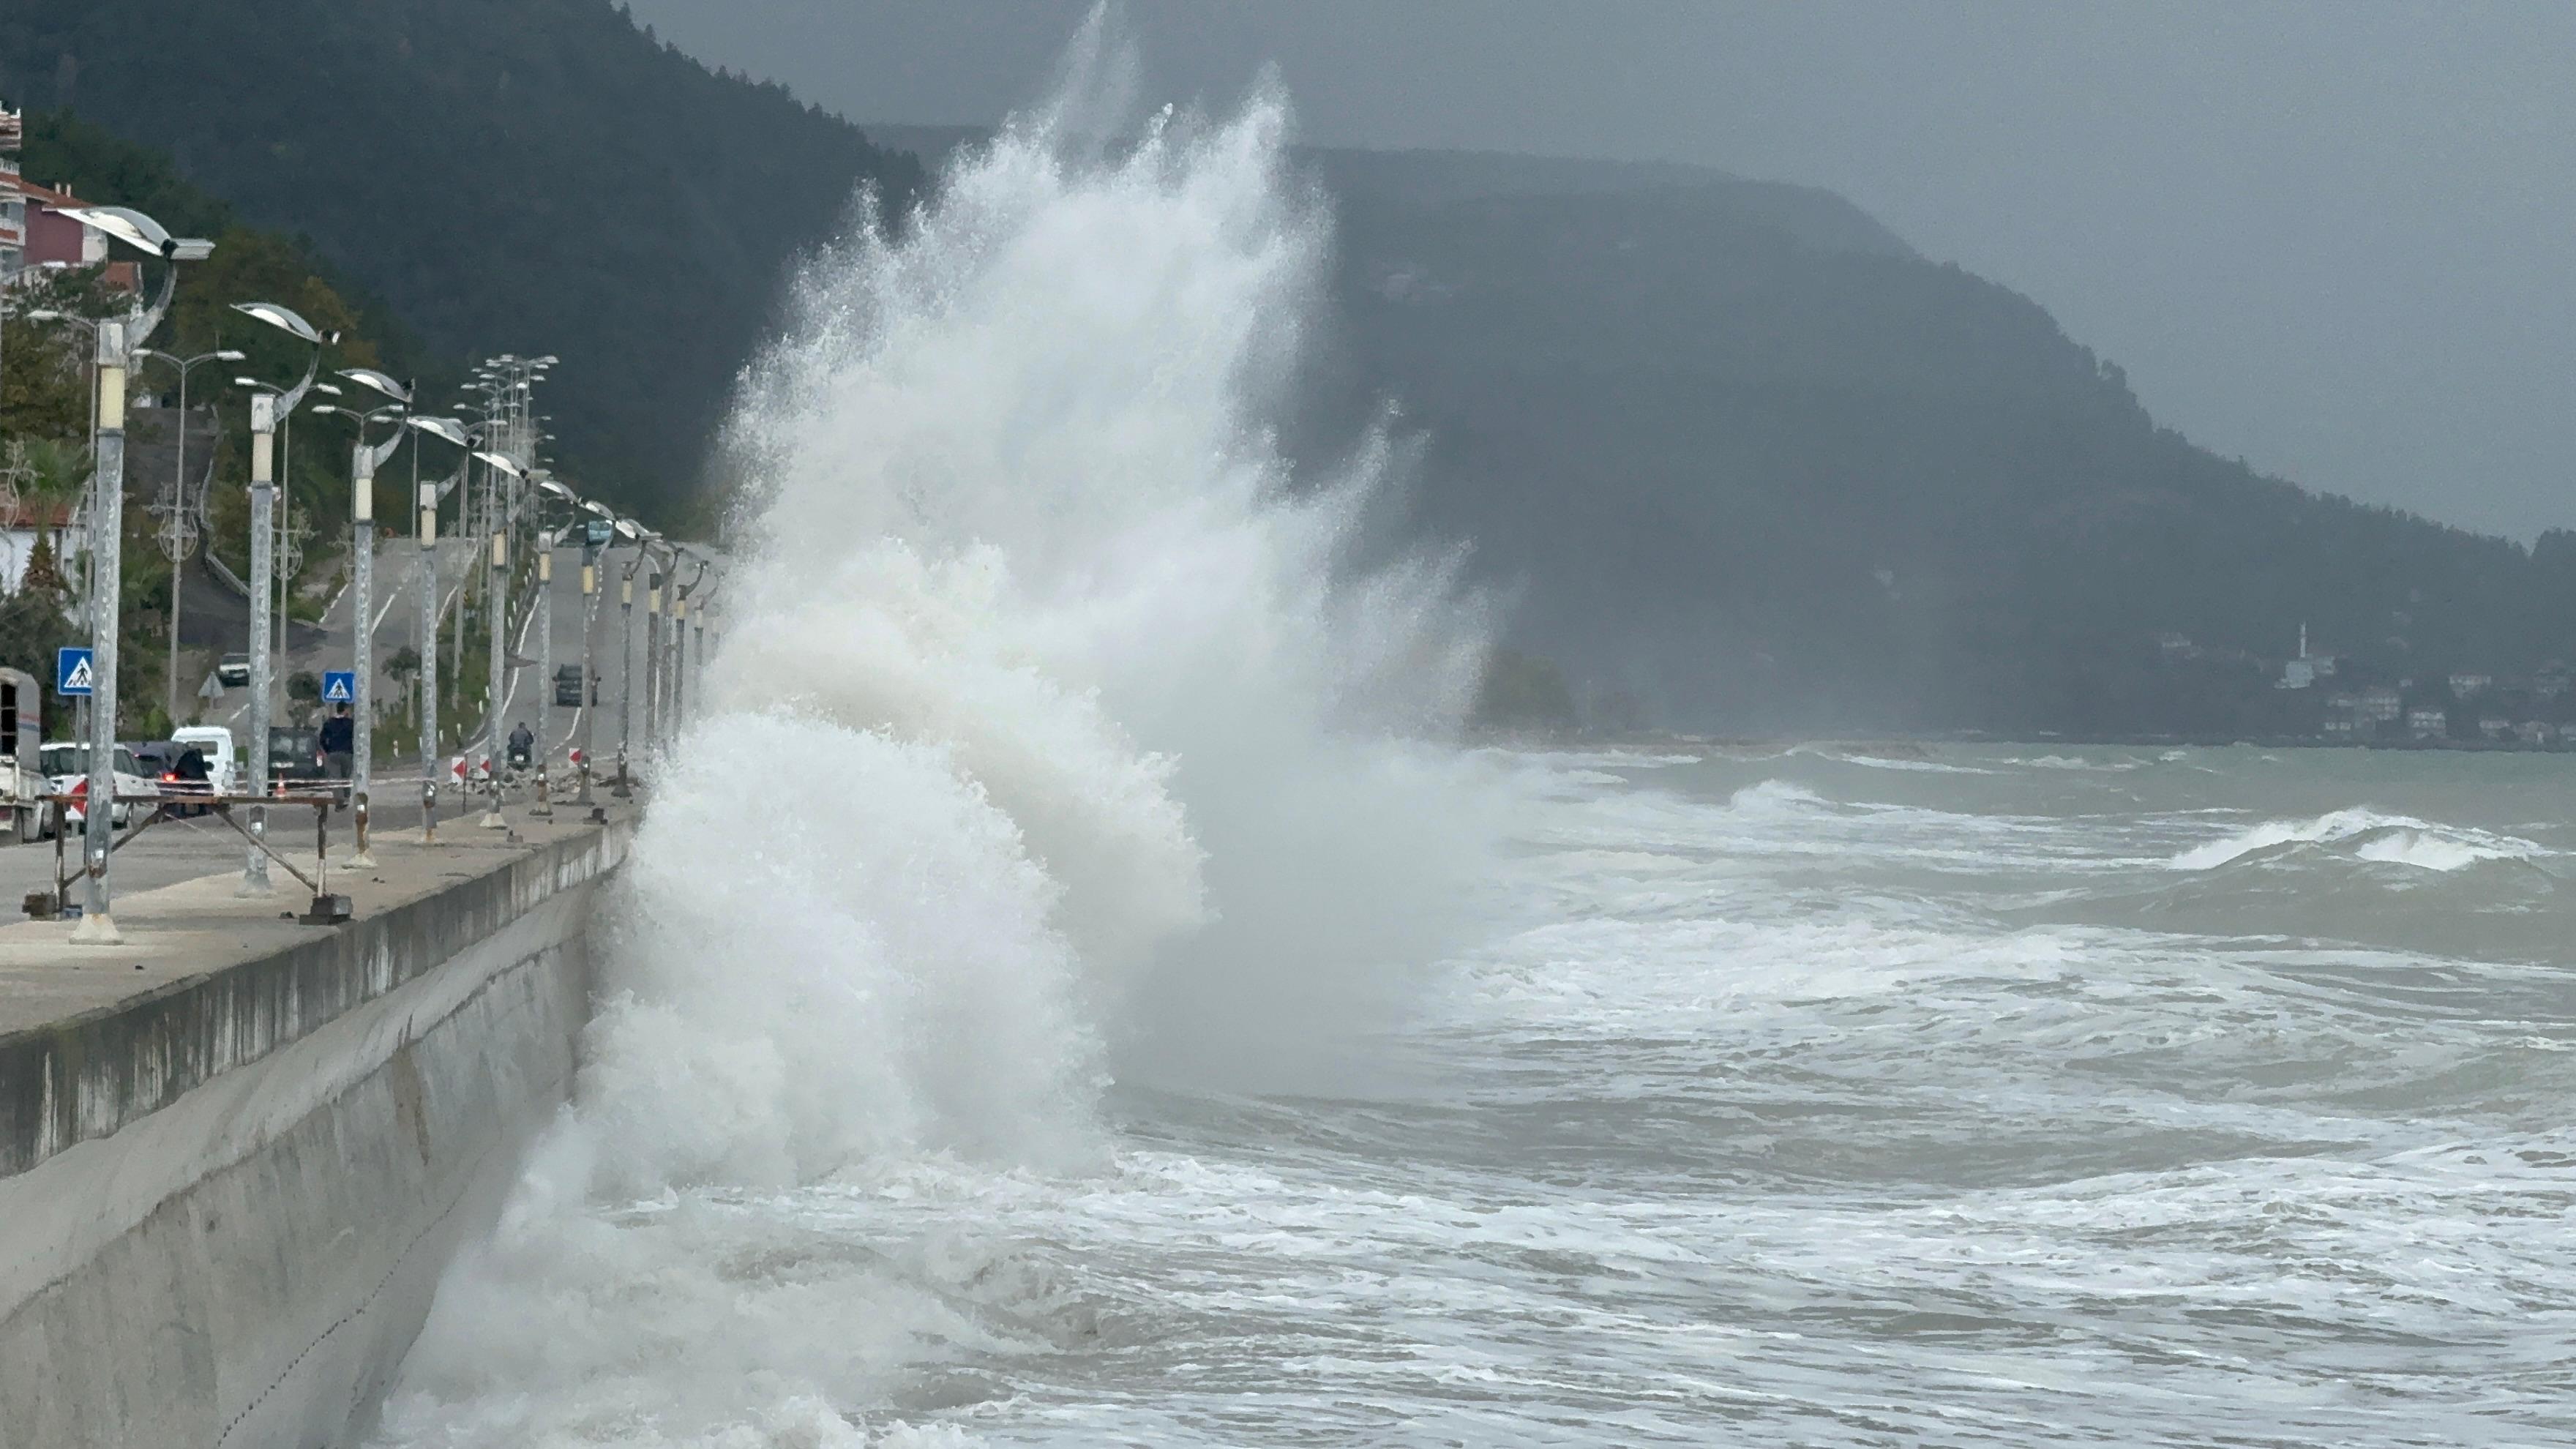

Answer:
[321,670,356,705]
[55,648,93,697]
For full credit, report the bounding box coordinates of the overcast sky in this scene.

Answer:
[626,0,2576,542]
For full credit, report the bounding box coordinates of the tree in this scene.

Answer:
[286,670,320,726]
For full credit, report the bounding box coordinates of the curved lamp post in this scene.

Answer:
[670,553,708,734]
[402,415,471,842]
[469,449,524,828]
[574,498,613,809]
[46,206,213,943]
[314,387,407,865]
[525,476,585,817]
[613,518,645,798]
[229,302,334,896]
[328,367,411,863]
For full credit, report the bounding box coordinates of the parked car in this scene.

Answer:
[267,726,326,787]
[554,664,585,708]
[130,740,181,775]
[171,725,241,795]
[133,738,220,815]
[40,742,155,830]
[217,652,252,688]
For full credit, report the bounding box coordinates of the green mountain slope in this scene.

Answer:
[9,1,2557,735]
[0,0,924,522]
[1309,154,2575,734]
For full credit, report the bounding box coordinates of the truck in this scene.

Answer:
[0,668,45,842]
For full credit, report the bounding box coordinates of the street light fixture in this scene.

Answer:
[314,390,410,861]
[48,206,213,942]
[468,450,523,828]
[520,476,586,817]
[228,301,332,896]
[611,519,646,798]
[402,414,473,841]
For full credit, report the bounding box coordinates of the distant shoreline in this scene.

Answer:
[1486,730,2576,756]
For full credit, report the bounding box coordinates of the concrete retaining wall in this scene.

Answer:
[0,823,628,1448]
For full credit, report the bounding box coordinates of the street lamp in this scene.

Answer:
[323,367,411,859]
[135,347,244,727]
[48,206,214,943]
[524,475,585,817]
[670,552,707,733]
[574,498,612,808]
[403,414,471,842]
[229,301,334,896]
[613,518,644,798]
[470,448,523,828]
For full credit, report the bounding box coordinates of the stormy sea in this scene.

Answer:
[370,35,2576,1449]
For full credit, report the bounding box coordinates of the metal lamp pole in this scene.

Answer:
[471,449,523,828]
[404,416,470,839]
[43,206,216,939]
[71,321,129,942]
[318,379,408,865]
[670,555,704,732]
[231,302,334,894]
[613,525,642,797]
[574,503,610,808]
[642,548,664,757]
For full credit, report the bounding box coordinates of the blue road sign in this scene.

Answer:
[321,670,357,705]
[55,647,94,697]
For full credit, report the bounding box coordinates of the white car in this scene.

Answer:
[171,725,241,795]
[40,742,156,831]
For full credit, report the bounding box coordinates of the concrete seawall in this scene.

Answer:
[0,812,633,1448]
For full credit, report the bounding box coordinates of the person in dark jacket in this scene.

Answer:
[318,703,355,805]
[173,744,210,817]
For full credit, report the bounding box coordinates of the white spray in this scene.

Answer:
[378,22,1497,1445]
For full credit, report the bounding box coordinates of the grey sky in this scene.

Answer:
[625,0,2576,542]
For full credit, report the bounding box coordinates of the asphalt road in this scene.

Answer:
[187,539,669,763]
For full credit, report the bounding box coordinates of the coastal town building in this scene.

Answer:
[2277,624,2337,689]
[2406,707,2448,740]
[0,498,83,595]
[0,108,134,291]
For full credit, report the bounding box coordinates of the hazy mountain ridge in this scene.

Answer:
[1295,148,2569,733]
[4,1,2559,734]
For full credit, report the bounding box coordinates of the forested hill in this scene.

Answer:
[0,0,924,524]
[872,129,2576,735]
[4,0,2557,734]
[1308,151,2575,735]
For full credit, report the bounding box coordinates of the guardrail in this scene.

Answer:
[23,753,613,925]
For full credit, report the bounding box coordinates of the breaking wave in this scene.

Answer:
[2171,808,2544,872]
[378,20,1502,1442]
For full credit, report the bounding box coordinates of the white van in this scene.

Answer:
[171,725,240,795]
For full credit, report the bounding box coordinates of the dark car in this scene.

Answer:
[266,727,326,786]
[554,664,585,708]
[128,741,182,777]
[133,739,214,815]
[217,652,252,688]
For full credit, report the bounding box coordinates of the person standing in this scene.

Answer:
[318,702,356,807]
